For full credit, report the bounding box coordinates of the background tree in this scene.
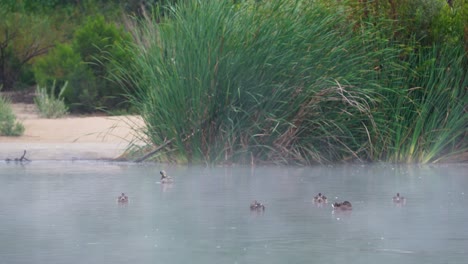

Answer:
[0,6,58,90]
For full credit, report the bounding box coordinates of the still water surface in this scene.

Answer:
[0,162,467,264]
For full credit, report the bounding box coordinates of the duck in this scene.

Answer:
[332,201,352,210]
[160,170,174,183]
[250,200,265,211]
[392,193,406,204]
[313,193,328,203]
[117,193,128,203]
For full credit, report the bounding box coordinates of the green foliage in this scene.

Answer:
[33,16,132,112]
[0,6,57,90]
[73,15,127,66]
[113,0,467,165]
[119,0,178,16]
[0,0,124,14]
[3,0,465,163]
[1,47,36,90]
[33,43,97,112]
[432,0,467,46]
[398,0,445,44]
[33,44,82,87]
[0,0,72,12]
[72,15,132,111]
[114,0,396,164]
[341,0,462,46]
[0,95,25,136]
[379,44,468,163]
[34,81,69,118]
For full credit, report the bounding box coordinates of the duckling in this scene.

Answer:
[117,193,128,203]
[332,201,352,210]
[392,193,406,204]
[250,200,265,211]
[160,170,174,184]
[313,193,328,203]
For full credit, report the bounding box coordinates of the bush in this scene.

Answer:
[33,43,98,112]
[33,15,132,113]
[432,0,467,47]
[34,81,69,118]
[33,43,82,88]
[341,0,460,47]
[0,95,25,136]
[72,15,132,110]
[1,0,72,13]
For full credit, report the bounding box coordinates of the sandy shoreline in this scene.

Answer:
[0,103,145,161]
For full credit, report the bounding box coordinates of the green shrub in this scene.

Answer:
[1,0,72,12]
[33,44,82,88]
[432,0,467,46]
[0,95,25,136]
[34,81,69,118]
[33,15,132,113]
[72,15,132,110]
[397,0,445,45]
[341,0,458,47]
[33,43,98,112]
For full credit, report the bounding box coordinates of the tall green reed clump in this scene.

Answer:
[380,45,467,163]
[115,0,399,164]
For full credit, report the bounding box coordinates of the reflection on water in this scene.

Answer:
[0,162,467,264]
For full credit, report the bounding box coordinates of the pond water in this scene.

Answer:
[0,162,467,264]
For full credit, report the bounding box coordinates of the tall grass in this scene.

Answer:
[34,81,69,118]
[113,0,393,164]
[380,45,468,163]
[113,0,466,164]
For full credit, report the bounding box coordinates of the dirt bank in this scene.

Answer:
[0,104,145,161]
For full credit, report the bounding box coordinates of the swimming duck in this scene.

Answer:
[392,193,406,204]
[332,201,352,210]
[117,193,128,203]
[160,170,174,183]
[314,193,328,203]
[250,200,265,211]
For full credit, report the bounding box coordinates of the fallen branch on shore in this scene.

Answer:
[134,140,172,163]
[134,127,201,163]
[5,150,31,162]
